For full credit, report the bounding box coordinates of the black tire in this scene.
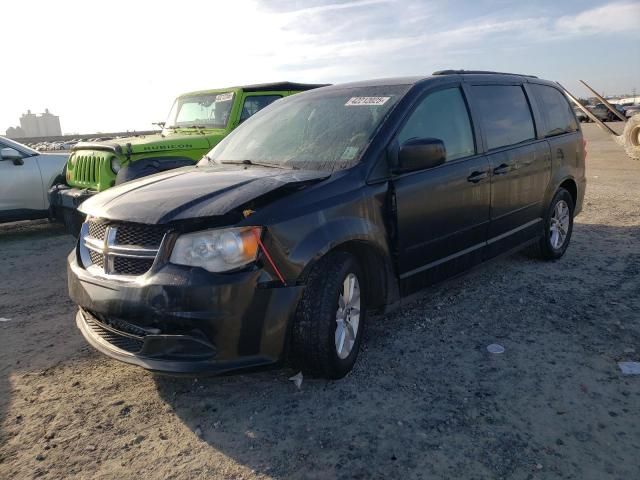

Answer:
[621,114,640,160]
[291,251,366,379]
[527,188,574,260]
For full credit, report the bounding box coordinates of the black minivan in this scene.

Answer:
[68,71,586,379]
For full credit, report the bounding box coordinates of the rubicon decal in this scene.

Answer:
[143,144,194,151]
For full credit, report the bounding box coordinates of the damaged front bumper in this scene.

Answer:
[68,251,305,375]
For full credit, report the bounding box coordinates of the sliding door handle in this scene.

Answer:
[493,163,510,175]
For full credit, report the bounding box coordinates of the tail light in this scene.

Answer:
[583,138,587,160]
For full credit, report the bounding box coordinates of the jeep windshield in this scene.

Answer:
[202,85,409,172]
[164,92,235,129]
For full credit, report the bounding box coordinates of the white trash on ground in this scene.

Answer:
[618,362,640,375]
[289,371,304,389]
[487,344,505,354]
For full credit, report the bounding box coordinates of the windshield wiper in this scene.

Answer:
[220,160,289,169]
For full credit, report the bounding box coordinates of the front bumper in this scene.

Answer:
[49,184,96,214]
[68,251,305,375]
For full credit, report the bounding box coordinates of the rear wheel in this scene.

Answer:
[291,252,365,379]
[527,188,574,260]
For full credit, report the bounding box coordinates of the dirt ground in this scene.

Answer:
[1,123,639,480]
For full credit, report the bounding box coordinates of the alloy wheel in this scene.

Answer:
[550,199,570,249]
[335,273,361,359]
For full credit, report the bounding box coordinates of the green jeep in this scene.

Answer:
[49,82,327,234]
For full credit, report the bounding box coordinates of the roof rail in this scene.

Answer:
[432,69,538,79]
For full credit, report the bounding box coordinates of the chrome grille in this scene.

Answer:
[80,220,167,278]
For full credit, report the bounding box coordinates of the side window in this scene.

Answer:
[472,85,535,150]
[530,84,578,137]
[240,95,282,123]
[397,87,475,161]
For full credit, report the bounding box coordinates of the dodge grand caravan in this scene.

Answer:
[68,71,586,379]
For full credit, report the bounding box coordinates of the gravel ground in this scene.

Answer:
[1,123,639,480]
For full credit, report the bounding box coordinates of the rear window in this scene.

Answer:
[240,95,282,123]
[472,85,535,150]
[531,84,578,137]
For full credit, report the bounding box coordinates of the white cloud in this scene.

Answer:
[555,1,640,35]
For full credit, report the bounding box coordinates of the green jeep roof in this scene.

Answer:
[180,81,330,98]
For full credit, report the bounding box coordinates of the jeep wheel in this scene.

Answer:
[527,188,574,260]
[291,251,365,379]
[621,114,640,160]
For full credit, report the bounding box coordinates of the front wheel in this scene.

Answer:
[528,188,574,260]
[291,252,365,379]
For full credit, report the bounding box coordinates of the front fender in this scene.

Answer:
[289,216,391,278]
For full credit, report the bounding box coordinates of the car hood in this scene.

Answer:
[72,131,217,156]
[79,165,330,224]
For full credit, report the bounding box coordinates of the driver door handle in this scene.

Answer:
[467,170,488,183]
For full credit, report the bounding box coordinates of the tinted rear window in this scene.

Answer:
[530,84,578,137]
[472,85,535,150]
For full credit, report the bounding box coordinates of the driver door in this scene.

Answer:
[391,86,491,290]
[0,142,45,214]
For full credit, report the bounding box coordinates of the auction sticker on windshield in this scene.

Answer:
[216,93,234,102]
[345,97,390,106]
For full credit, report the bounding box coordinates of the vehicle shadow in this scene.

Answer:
[154,222,640,478]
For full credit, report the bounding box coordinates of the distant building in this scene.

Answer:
[5,109,62,138]
[5,126,26,138]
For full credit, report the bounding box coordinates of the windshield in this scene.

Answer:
[201,85,409,172]
[165,92,235,129]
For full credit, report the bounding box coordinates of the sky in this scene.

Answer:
[3,0,639,135]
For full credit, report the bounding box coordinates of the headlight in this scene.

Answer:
[110,157,122,173]
[170,226,261,272]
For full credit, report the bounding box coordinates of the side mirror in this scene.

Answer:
[396,138,446,174]
[0,148,24,165]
